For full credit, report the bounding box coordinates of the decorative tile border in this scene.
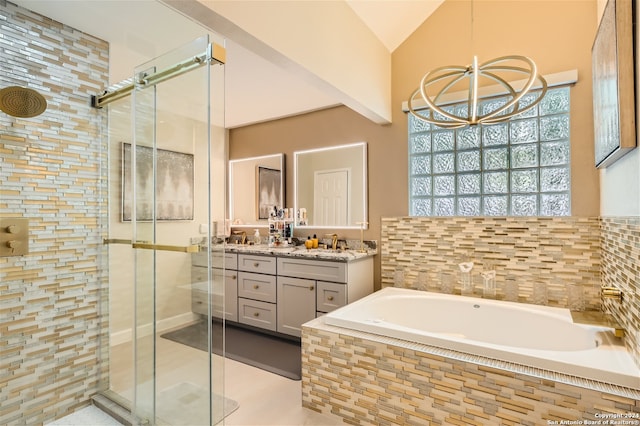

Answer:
[302,321,640,425]
[0,2,109,425]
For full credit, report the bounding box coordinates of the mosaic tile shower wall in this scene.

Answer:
[0,2,109,424]
[381,217,601,310]
[601,217,640,371]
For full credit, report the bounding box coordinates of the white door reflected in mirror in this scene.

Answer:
[314,168,350,226]
[295,142,367,230]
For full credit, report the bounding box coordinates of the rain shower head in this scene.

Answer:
[0,86,47,118]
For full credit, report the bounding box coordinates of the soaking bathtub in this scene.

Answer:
[322,287,640,390]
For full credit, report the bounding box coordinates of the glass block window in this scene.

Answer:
[408,86,571,217]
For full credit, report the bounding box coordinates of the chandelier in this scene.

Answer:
[407,55,548,129]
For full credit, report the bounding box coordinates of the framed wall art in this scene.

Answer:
[122,143,194,221]
[256,166,281,220]
[592,0,636,168]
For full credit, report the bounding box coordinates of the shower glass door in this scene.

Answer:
[106,35,227,425]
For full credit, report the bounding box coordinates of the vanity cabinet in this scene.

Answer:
[277,256,373,335]
[191,251,238,322]
[237,254,278,331]
[192,249,373,339]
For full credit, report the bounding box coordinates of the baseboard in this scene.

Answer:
[110,312,200,346]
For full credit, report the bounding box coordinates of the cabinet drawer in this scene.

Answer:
[213,252,238,269]
[192,251,238,269]
[277,257,346,282]
[191,289,209,315]
[238,271,276,303]
[192,267,239,287]
[316,281,347,313]
[191,270,238,321]
[238,298,277,331]
[191,265,208,284]
[238,254,277,275]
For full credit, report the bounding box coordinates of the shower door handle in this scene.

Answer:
[103,238,199,253]
[132,242,200,253]
[103,238,132,245]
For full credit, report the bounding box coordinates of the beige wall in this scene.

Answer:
[393,0,599,216]
[230,106,397,288]
[108,104,227,339]
[230,0,601,289]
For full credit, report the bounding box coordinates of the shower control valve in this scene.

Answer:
[0,218,28,257]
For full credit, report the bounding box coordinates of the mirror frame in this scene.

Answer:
[228,153,285,228]
[294,142,368,230]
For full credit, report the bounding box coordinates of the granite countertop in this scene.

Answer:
[218,243,376,262]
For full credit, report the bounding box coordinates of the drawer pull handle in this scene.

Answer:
[254,312,260,317]
[253,284,259,290]
[254,262,259,267]
[309,286,314,291]
[232,275,237,280]
[327,296,334,301]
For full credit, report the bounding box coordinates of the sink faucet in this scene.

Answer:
[602,286,622,301]
[323,233,339,250]
[240,231,247,245]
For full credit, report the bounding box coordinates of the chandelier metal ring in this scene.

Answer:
[408,55,548,129]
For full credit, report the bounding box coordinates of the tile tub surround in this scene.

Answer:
[381,216,640,370]
[0,2,109,425]
[302,320,640,425]
[381,217,601,310]
[601,217,640,373]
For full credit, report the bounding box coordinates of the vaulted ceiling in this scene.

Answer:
[11,0,443,128]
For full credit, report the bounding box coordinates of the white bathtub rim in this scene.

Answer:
[328,289,600,351]
[319,287,640,391]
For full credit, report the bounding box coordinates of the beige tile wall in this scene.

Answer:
[0,2,109,424]
[381,217,602,310]
[302,323,640,425]
[601,217,640,372]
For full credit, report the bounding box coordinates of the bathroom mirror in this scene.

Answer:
[294,142,368,229]
[229,153,285,228]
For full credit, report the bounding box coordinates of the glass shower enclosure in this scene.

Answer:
[100,35,228,425]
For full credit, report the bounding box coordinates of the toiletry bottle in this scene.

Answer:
[312,234,318,249]
[304,236,313,249]
[253,229,261,245]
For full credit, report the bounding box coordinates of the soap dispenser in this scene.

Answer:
[253,229,261,245]
[312,234,319,248]
[304,236,313,249]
